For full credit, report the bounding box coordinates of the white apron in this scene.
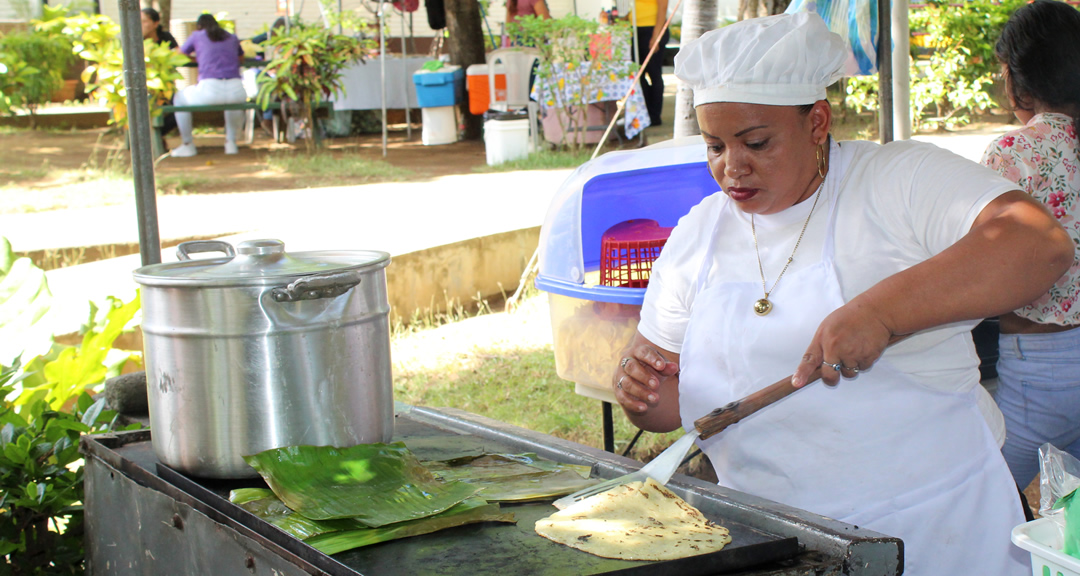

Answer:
[677,143,1028,575]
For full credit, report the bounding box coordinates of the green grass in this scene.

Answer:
[393,343,684,458]
[388,291,706,474]
[0,161,53,184]
[473,149,594,173]
[157,173,211,195]
[265,151,412,184]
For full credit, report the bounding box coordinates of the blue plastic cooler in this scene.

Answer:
[412,65,465,108]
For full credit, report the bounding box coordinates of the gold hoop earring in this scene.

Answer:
[816,144,827,180]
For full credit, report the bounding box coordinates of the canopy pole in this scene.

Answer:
[877,0,894,144]
[118,0,161,266]
[379,2,388,157]
[891,0,911,140]
[401,9,412,140]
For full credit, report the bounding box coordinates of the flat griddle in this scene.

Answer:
[150,420,800,576]
[332,502,798,576]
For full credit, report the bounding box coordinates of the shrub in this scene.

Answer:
[255,18,370,152]
[843,0,1027,131]
[0,239,141,574]
[0,30,72,125]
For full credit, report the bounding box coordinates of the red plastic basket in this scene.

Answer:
[599,219,673,288]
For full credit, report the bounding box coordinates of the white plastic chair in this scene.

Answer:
[486,47,541,150]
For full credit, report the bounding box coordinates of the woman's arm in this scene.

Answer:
[614,331,682,432]
[177,35,196,63]
[793,190,1073,386]
[649,0,669,50]
[534,0,551,19]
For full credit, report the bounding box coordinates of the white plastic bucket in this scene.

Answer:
[484,118,530,165]
[421,106,457,146]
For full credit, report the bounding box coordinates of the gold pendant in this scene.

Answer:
[753,298,773,316]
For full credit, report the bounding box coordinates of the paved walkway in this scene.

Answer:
[1,127,1007,338]
[2,170,573,337]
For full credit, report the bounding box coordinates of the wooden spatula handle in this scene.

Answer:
[694,369,820,440]
[693,335,909,440]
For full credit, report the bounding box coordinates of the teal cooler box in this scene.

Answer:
[413,65,465,145]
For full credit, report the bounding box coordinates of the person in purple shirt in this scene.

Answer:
[171,14,247,157]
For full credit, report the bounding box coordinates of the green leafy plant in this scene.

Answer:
[0,286,141,574]
[0,28,72,126]
[0,359,136,575]
[0,237,53,370]
[0,50,40,117]
[40,10,188,127]
[843,0,1027,131]
[255,19,371,152]
[509,15,638,150]
[16,294,140,412]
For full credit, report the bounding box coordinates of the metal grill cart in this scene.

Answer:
[82,405,901,575]
[534,138,717,452]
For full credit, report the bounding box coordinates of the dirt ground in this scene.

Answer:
[0,125,499,194]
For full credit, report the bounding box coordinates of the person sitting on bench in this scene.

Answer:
[171,14,246,157]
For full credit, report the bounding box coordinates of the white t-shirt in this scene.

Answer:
[638,139,1018,442]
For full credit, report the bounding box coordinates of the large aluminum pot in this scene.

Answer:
[133,239,393,479]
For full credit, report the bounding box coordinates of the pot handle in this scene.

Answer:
[271,270,363,302]
[176,240,236,261]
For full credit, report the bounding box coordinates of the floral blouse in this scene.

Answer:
[981,112,1080,325]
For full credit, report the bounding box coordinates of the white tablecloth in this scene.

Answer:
[331,56,428,111]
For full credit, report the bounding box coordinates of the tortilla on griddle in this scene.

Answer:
[534,477,732,561]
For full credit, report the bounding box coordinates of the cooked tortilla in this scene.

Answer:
[534,477,732,561]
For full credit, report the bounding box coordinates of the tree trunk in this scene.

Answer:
[444,0,486,139]
[673,0,717,138]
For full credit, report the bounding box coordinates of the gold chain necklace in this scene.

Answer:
[750,177,825,316]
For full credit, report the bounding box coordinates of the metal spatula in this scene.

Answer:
[552,427,699,509]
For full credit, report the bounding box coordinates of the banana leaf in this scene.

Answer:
[244,443,480,525]
[229,488,515,556]
[229,487,277,506]
[305,497,515,556]
[423,453,600,503]
[230,489,360,540]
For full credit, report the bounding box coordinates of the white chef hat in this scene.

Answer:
[675,12,850,107]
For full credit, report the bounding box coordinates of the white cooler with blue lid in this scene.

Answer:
[534,137,717,403]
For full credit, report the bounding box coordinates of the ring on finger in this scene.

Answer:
[822,361,843,372]
[620,357,630,369]
[617,376,625,390]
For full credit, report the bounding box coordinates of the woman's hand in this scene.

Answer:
[613,332,682,433]
[792,297,895,387]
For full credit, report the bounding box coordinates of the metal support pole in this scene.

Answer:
[401,10,411,140]
[379,3,388,157]
[877,0,894,144]
[602,402,615,453]
[118,0,161,266]
[891,0,912,140]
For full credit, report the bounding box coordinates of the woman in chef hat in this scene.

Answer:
[611,12,1069,575]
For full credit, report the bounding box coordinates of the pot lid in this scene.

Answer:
[133,239,390,287]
